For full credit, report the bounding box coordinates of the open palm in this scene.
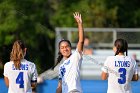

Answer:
[73,12,82,24]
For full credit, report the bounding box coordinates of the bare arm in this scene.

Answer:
[4,76,9,87]
[101,71,108,80]
[132,74,139,81]
[73,12,84,53]
[31,82,37,88]
[56,80,62,93]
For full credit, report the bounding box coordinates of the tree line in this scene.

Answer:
[0,0,140,77]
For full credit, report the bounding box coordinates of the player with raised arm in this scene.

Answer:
[55,12,84,93]
[4,40,38,93]
[101,39,139,93]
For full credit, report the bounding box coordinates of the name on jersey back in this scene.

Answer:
[12,64,28,70]
[115,61,130,67]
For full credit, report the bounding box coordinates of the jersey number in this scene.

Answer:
[16,72,24,88]
[118,68,126,84]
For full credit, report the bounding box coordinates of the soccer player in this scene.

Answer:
[101,39,139,93]
[4,40,38,93]
[55,12,84,93]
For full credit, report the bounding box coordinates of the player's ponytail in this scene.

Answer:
[115,48,120,56]
[10,40,26,69]
[114,39,128,56]
[52,52,63,69]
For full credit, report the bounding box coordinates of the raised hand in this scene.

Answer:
[73,12,84,53]
[73,12,82,24]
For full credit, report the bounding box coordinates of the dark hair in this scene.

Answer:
[114,39,128,56]
[10,40,26,69]
[52,39,71,69]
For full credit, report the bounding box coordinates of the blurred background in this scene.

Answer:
[0,0,140,93]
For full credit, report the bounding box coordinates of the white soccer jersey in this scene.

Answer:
[4,59,38,93]
[102,55,138,93]
[59,49,83,93]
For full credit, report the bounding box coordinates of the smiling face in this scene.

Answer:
[59,41,71,59]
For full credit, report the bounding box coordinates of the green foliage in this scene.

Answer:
[0,0,55,75]
[0,0,140,77]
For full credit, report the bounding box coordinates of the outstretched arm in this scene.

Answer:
[73,12,84,53]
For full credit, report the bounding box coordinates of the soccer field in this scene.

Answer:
[1,79,139,93]
[37,80,140,93]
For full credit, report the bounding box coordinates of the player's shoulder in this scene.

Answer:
[127,56,134,59]
[126,56,136,62]
[4,61,13,66]
[21,59,36,66]
[119,56,134,61]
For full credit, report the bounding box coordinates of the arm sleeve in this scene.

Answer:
[31,64,38,82]
[73,48,82,62]
[3,63,8,77]
[71,48,83,67]
[101,57,109,73]
[71,48,82,60]
[75,48,82,59]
